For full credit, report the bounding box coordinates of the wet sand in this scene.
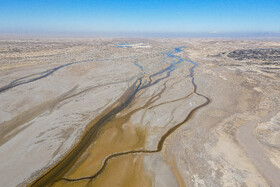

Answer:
[0,38,279,187]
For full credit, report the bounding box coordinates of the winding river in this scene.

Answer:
[29,46,211,186]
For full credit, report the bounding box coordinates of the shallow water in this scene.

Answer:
[30,46,209,187]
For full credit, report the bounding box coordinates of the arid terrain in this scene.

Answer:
[0,37,279,187]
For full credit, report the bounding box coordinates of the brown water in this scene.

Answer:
[29,47,211,186]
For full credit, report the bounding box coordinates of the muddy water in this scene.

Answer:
[56,155,152,187]
[58,99,153,181]
[29,79,143,187]
[53,118,148,187]
[30,47,211,186]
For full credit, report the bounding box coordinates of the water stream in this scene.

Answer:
[30,46,211,186]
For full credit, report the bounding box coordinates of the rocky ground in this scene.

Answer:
[0,37,279,187]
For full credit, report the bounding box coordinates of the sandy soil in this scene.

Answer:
[0,38,279,187]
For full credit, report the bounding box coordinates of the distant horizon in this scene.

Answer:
[1,31,280,39]
[1,0,280,36]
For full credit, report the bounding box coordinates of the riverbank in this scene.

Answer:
[0,38,279,186]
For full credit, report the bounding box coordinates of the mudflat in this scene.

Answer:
[0,38,279,187]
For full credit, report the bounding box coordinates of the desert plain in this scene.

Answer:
[0,37,279,187]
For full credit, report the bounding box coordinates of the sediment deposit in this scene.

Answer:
[0,38,279,186]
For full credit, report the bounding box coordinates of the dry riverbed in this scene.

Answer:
[0,37,279,187]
